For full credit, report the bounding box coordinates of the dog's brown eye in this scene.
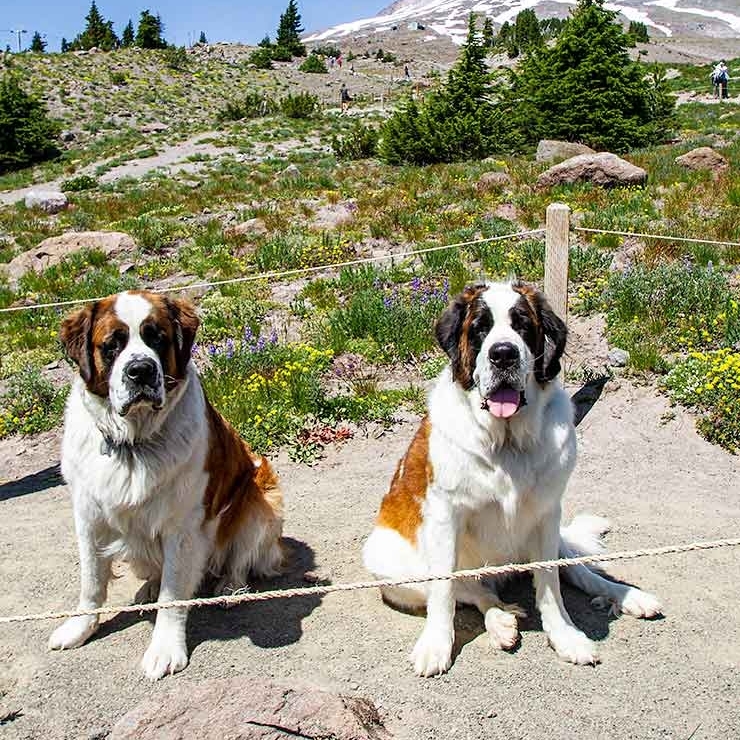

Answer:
[101,329,127,361]
[142,323,168,349]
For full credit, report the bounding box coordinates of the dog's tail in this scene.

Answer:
[559,514,611,558]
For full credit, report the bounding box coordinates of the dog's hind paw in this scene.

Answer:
[548,625,599,666]
[618,588,663,619]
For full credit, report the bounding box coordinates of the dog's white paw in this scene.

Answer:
[485,609,519,650]
[410,628,454,677]
[548,625,599,665]
[141,633,189,680]
[619,588,663,619]
[48,615,99,650]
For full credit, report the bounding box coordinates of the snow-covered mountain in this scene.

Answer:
[305,0,740,45]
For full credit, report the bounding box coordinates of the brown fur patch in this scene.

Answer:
[203,399,283,549]
[376,417,433,543]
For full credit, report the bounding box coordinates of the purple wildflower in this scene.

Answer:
[225,338,235,359]
[207,344,218,357]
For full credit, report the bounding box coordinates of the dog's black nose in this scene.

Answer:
[125,358,158,387]
[489,342,519,368]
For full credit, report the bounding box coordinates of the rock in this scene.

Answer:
[537,153,647,189]
[60,130,77,142]
[609,238,644,273]
[24,190,68,214]
[492,203,518,221]
[5,231,136,282]
[535,140,596,163]
[279,164,302,181]
[139,122,169,134]
[312,201,357,230]
[607,348,630,367]
[475,171,511,193]
[226,218,269,238]
[674,147,728,173]
[109,678,391,740]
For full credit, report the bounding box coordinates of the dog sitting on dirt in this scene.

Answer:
[363,280,662,676]
[49,290,283,679]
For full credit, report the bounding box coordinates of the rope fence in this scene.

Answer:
[0,229,546,314]
[574,227,740,250]
[2,536,738,625]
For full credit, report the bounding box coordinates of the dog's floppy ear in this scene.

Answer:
[60,303,95,383]
[166,296,200,375]
[435,284,485,389]
[539,300,568,382]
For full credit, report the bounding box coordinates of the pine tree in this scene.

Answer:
[482,17,494,48]
[0,73,60,173]
[70,1,119,51]
[276,0,305,57]
[136,10,167,49]
[514,9,542,53]
[509,0,674,151]
[30,32,47,53]
[60,37,69,53]
[121,20,135,47]
[380,14,498,164]
[198,31,207,44]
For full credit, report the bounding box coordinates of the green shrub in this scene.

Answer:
[271,45,293,62]
[0,366,68,438]
[109,71,128,86]
[248,47,273,69]
[162,45,190,71]
[217,92,277,122]
[61,174,98,192]
[280,92,321,119]
[0,73,60,174]
[299,54,328,74]
[311,44,340,58]
[331,121,378,160]
[663,348,740,453]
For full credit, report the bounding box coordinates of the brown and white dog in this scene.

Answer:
[49,290,283,679]
[363,280,662,676]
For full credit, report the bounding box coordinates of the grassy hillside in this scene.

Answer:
[0,47,738,455]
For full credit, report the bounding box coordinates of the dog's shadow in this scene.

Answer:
[449,574,657,664]
[95,537,322,652]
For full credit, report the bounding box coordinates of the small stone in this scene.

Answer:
[24,190,69,214]
[226,218,268,238]
[279,163,302,181]
[139,122,169,134]
[60,130,77,142]
[475,171,511,193]
[607,348,630,367]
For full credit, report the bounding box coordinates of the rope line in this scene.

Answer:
[0,229,545,314]
[2,536,738,625]
[574,227,740,250]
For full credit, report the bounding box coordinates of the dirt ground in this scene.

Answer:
[1,317,739,740]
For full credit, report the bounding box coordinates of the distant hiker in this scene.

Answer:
[711,60,729,99]
[329,56,335,69]
[337,55,343,69]
[349,63,355,75]
[340,83,352,113]
[404,64,410,79]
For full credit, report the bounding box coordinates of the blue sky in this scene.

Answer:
[1,1,385,52]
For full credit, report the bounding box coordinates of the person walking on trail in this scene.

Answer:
[340,83,352,113]
[404,63,410,80]
[711,60,729,99]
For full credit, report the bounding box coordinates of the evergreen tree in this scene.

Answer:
[482,17,494,49]
[30,32,47,53]
[198,31,207,44]
[121,20,135,47]
[0,73,60,173]
[627,20,649,44]
[276,0,305,57]
[70,1,119,51]
[514,9,542,53]
[136,10,167,49]
[258,35,271,48]
[509,0,674,151]
[60,37,69,53]
[380,14,498,164]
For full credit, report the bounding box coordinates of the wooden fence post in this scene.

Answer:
[545,202,570,324]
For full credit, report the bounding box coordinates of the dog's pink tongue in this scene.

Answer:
[486,388,520,418]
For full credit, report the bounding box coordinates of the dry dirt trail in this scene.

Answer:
[1,320,739,739]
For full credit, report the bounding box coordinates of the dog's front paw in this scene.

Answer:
[548,625,599,665]
[410,628,454,677]
[619,588,663,619]
[141,633,189,680]
[48,615,99,650]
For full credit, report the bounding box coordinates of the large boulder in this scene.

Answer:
[475,171,512,193]
[675,146,728,173]
[537,153,647,189]
[535,140,596,163]
[4,231,135,282]
[109,678,391,740]
[24,190,68,214]
[226,217,269,238]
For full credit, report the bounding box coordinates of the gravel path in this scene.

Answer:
[1,337,739,738]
